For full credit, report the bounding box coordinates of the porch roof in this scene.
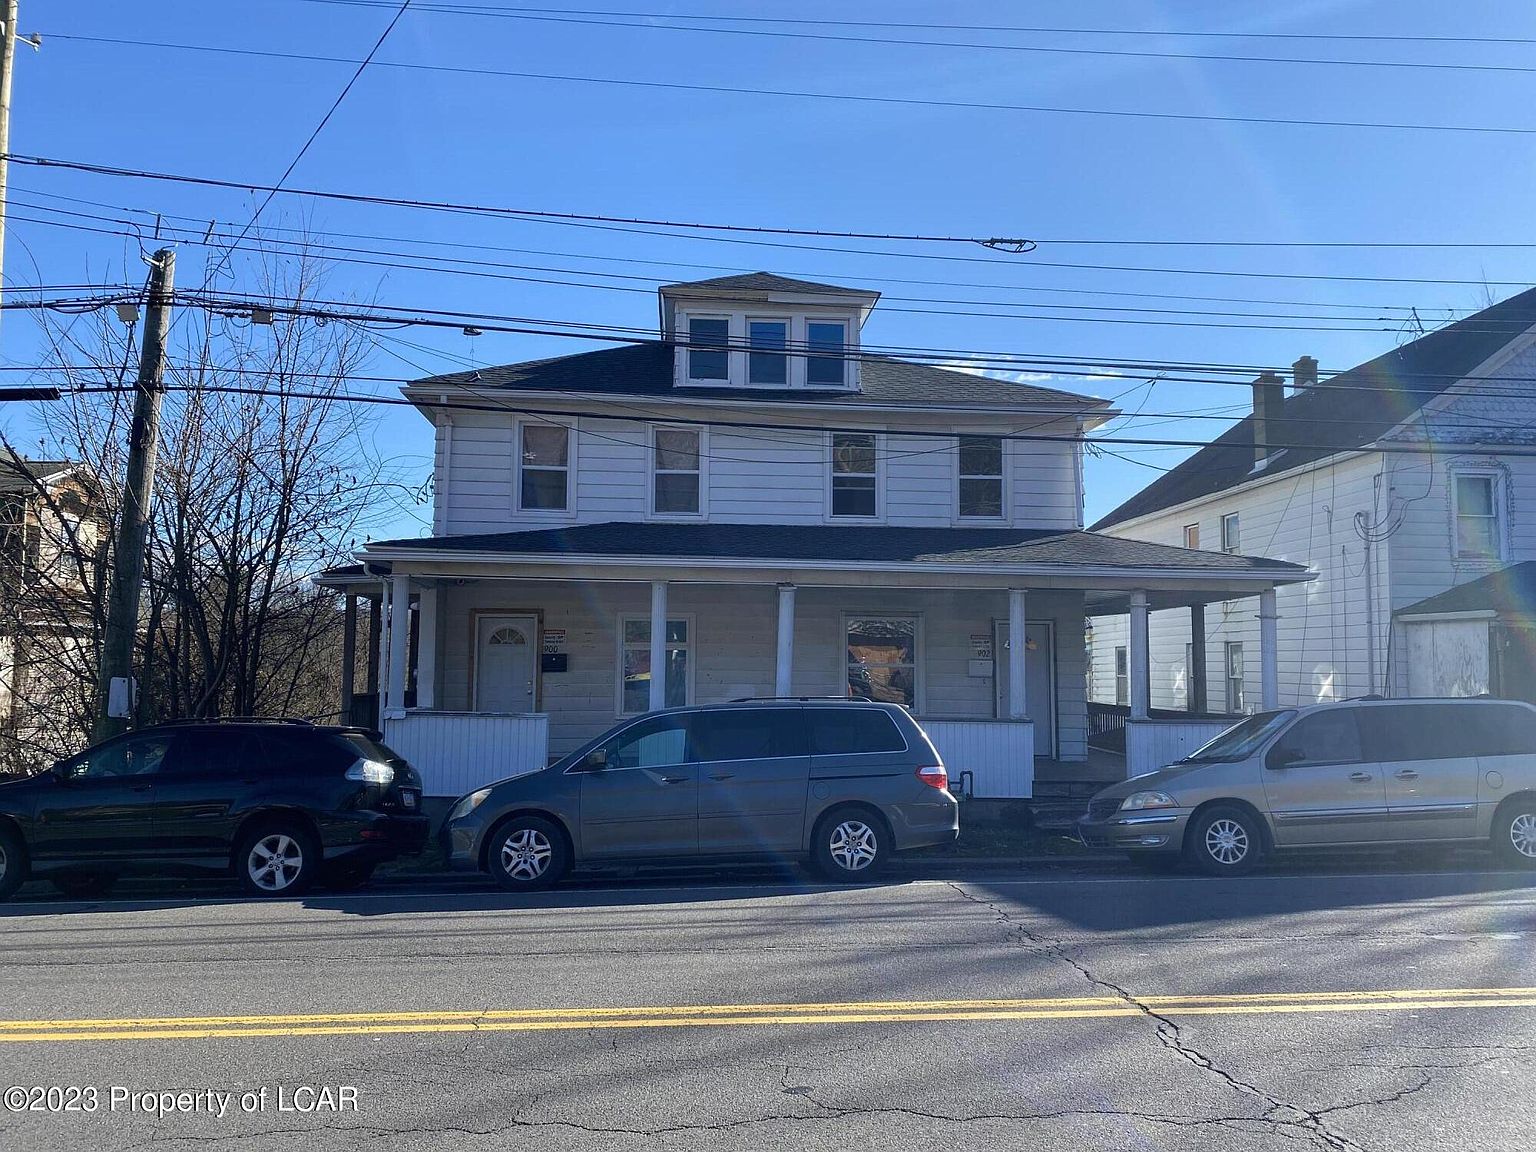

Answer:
[1395,561,1536,622]
[338,522,1308,608]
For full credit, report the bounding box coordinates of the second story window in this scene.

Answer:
[831,432,878,518]
[1453,473,1501,560]
[748,319,788,386]
[1221,512,1241,554]
[687,317,729,381]
[957,435,1004,519]
[652,428,702,516]
[806,321,847,386]
[1184,523,1200,549]
[520,423,570,512]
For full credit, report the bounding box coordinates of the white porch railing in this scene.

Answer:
[384,711,551,797]
[1124,718,1234,779]
[920,719,1034,799]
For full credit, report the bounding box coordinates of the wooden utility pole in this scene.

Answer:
[94,247,174,741]
[0,0,21,320]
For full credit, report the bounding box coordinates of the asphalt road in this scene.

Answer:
[1,861,1534,1151]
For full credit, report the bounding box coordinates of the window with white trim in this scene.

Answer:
[652,427,702,516]
[846,615,917,708]
[1114,646,1128,706]
[686,316,730,381]
[958,436,1004,519]
[1453,472,1501,560]
[806,321,847,386]
[747,319,788,386]
[1184,523,1200,549]
[830,432,878,518]
[1225,642,1246,713]
[519,423,570,512]
[618,617,691,714]
[1221,512,1241,554]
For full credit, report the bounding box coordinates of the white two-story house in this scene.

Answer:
[321,273,1307,797]
[1088,285,1536,721]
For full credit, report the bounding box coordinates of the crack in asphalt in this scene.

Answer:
[942,879,1371,1152]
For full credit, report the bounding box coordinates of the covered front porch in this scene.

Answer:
[320,523,1308,798]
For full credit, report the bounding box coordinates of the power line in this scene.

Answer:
[36,36,1536,138]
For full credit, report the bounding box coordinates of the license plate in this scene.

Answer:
[401,791,418,810]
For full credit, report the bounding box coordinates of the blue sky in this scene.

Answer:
[7,0,1536,533]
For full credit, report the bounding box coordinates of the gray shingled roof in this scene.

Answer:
[1395,562,1536,619]
[659,272,878,298]
[414,342,1103,409]
[365,521,1308,577]
[0,454,75,495]
[1093,286,1536,529]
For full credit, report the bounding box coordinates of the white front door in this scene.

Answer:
[475,614,539,713]
[994,620,1056,758]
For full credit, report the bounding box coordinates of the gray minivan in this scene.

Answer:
[441,699,959,889]
[1078,697,1536,875]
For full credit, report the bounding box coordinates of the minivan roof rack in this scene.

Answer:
[727,696,882,704]
[156,716,316,727]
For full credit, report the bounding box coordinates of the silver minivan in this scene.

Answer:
[1078,697,1536,874]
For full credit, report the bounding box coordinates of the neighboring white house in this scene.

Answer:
[1088,285,1536,719]
[321,273,1307,797]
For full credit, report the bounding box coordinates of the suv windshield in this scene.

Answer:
[1179,710,1296,763]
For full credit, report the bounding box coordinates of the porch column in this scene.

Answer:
[340,593,357,720]
[1189,603,1208,714]
[1129,590,1150,720]
[386,572,410,715]
[364,593,381,696]
[1007,588,1028,719]
[416,585,438,710]
[1259,588,1279,709]
[648,580,668,711]
[775,583,795,696]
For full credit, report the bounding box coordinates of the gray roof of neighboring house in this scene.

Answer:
[658,272,878,298]
[1092,285,1536,530]
[1395,561,1536,619]
[0,454,75,495]
[413,342,1104,409]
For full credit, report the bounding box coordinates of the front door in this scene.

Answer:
[475,614,538,713]
[1358,703,1481,841]
[31,731,178,863]
[1261,708,1392,846]
[692,707,809,855]
[577,714,698,858]
[994,620,1055,758]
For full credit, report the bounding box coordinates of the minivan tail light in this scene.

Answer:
[916,764,949,791]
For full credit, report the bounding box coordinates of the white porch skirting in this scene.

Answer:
[1124,718,1233,779]
[385,711,550,797]
[920,719,1034,799]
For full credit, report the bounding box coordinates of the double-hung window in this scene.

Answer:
[958,436,1004,519]
[619,617,691,714]
[519,423,570,512]
[1225,642,1246,713]
[846,615,917,708]
[687,316,730,381]
[1114,647,1129,706]
[652,427,702,516]
[806,321,847,386]
[830,432,878,518]
[747,319,788,386]
[1184,523,1201,549]
[1453,473,1500,560]
[1221,512,1241,554]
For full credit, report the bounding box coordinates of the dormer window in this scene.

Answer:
[806,321,847,387]
[748,319,788,386]
[687,317,729,381]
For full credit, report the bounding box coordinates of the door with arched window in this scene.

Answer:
[474,614,539,713]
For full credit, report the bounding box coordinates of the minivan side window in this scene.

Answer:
[1484,703,1536,757]
[688,709,805,762]
[601,716,688,770]
[1356,704,1483,763]
[1266,710,1362,770]
[807,709,907,756]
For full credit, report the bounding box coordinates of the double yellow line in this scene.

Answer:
[3,987,1535,1043]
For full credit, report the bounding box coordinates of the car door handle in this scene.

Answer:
[1349,772,1374,783]
[1395,769,1419,780]
[708,772,734,782]
[129,783,152,793]
[659,775,689,785]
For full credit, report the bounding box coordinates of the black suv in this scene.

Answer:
[0,720,428,900]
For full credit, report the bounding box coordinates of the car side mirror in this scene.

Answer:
[50,760,72,781]
[579,749,608,773]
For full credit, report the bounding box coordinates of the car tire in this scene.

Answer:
[50,871,118,899]
[321,862,377,892]
[487,815,570,891]
[1186,805,1264,877]
[0,824,26,901]
[1492,798,1536,870]
[812,806,889,882]
[235,821,320,897]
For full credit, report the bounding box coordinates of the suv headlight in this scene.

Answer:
[345,759,394,786]
[1121,791,1178,811]
[447,787,492,823]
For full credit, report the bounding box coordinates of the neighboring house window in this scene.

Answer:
[958,436,1004,519]
[1221,512,1241,554]
[747,319,788,386]
[519,423,570,511]
[1453,473,1501,560]
[1182,642,1194,708]
[1114,647,1128,706]
[806,321,847,386]
[830,432,878,518]
[846,615,917,708]
[1225,642,1245,713]
[687,317,730,381]
[619,617,691,714]
[1184,523,1200,549]
[652,427,702,516]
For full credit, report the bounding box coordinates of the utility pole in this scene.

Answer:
[0,0,20,321]
[94,247,174,741]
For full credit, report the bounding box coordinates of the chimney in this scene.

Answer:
[1293,355,1318,391]
[1252,371,1285,468]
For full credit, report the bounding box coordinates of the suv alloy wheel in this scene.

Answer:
[814,806,888,881]
[236,822,319,897]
